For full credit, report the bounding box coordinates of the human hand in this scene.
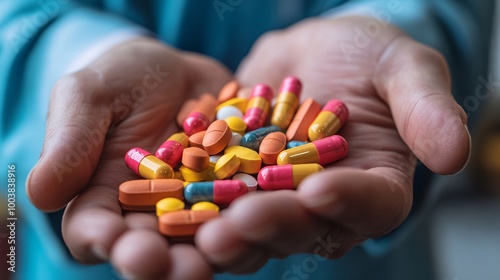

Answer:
[196,16,471,273]
[26,38,231,279]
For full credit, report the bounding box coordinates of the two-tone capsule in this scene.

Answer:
[243,84,273,131]
[271,76,302,130]
[183,93,217,136]
[308,99,348,141]
[155,132,189,167]
[125,148,174,179]
[277,135,348,166]
[184,180,248,204]
[240,125,280,151]
[258,164,324,190]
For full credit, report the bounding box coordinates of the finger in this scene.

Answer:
[163,245,214,280]
[61,158,142,263]
[298,167,413,238]
[374,36,471,174]
[26,70,112,211]
[111,229,170,280]
[197,192,360,273]
[196,218,271,274]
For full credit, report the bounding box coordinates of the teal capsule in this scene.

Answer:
[240,125,280,151]
[184,180,248,204]
[286,140,309,149]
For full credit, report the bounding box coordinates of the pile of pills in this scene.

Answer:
[120,77,349,237]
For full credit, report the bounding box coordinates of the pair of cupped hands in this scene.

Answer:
[26,16,470,279]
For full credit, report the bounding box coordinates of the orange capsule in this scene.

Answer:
[217,80,240,103]
[159,210,219,236]
[119,179,184,211]
[203,120,232,155]
[286,98,321,142]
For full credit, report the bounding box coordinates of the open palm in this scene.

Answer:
[195,16,470,273]
[26,38,232,279]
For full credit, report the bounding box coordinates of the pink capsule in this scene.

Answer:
[308,100,349,141]
[277,135,348,166]
[258,164,324,190]
[182,93,217,136]
[184,180,248,204]
[243,84,273,131]
[155,132,189,167]
[125,148,174,179]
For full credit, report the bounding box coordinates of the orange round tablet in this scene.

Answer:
[259,132,287,165]
[159,210,219,236]
[188,130,206,148]
[182,147,210,172]
[218,80,240,103]
[286,98,322,142]
[203,120,232,155]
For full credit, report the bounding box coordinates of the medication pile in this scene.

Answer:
[121,76,349,237]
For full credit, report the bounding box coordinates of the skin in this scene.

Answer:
[26,16,470,279]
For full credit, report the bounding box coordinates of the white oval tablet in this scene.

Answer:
[216,105,243,120]
[227,132,242,147]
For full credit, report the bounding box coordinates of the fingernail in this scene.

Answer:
[90,245,109,261]
[455,124,472,174]
[301,194,345,218]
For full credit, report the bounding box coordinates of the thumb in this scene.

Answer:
[26,70,111,212]
[374,36,471,174]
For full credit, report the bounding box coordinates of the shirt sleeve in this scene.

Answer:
[0,1,151,138]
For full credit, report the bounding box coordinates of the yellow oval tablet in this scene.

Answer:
[224,146,262,174]
[225,116,247,135]
[191,201,220,212]
[214,153,241,179]
[216,97,248,112]
[179,165,208,182]
[156,197,185,217]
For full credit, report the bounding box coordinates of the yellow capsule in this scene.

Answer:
[214,153,241,179]
[224,146,262,174]
[216,97,248,112]
[191,201,220,212]
[277,135,348,166]
[308,100,348,141]
[258,164,324,190]
[168,132,189,148]
[126,148,174,179]
[271,76,302,130]
[156,197,185,217]
[225,116,247,135]
[179,165,208,182]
